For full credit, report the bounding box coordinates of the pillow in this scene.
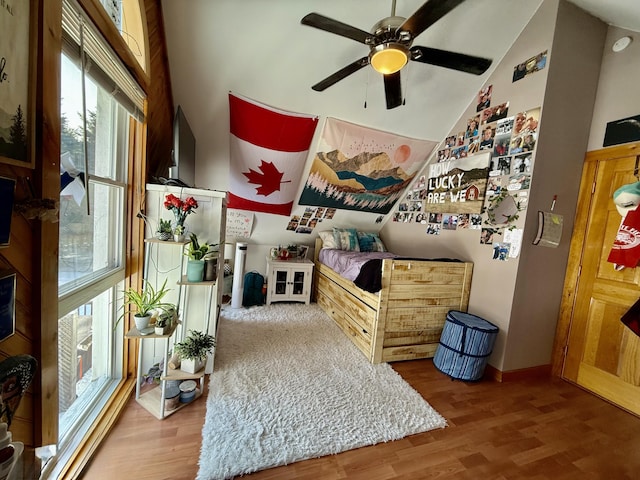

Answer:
[318,230,339,249]
[357,231,387,252]
[333,228,360,252]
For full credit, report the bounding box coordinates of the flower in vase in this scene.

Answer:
[164,194,198,228]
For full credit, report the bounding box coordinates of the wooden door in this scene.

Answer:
[561,146,640,416]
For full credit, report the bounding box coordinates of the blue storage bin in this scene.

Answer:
[433,310,498,381]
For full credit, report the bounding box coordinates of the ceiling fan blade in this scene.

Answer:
[411,46,492,75]
[399,0,465,39]
[384,72,403,110]
[311,57,370,91]
[301,13,372,44]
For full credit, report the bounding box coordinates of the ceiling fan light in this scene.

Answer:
[370,44,408,74]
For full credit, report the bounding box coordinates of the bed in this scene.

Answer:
[313,235,473,364]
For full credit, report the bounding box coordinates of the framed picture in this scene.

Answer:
[0,0,37,168]
[298,245,309,260]
[0,272,16,343]
[0,177,16,247]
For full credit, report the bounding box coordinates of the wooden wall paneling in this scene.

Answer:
[2,212,34,278]
[39,0,62,447]
[0,0,51,447]
[143,0,174,182]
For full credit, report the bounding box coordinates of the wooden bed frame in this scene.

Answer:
[313,238,473,364]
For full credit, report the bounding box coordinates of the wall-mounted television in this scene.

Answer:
[167,106,196,188]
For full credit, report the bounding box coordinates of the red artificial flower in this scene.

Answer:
[164,194,199,226]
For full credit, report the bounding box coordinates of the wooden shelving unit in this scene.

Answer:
[127,323,208,420]
[134,185,227,419]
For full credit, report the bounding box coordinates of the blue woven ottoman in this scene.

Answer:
[433,310,498,381]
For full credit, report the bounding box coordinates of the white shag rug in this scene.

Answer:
[196,303,446,480]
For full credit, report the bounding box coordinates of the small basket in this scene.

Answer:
[433,310,498,381]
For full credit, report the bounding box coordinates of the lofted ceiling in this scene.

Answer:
[160,0,638,194]
[161,1,543,156]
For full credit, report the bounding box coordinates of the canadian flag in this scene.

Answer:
[228,93,318,216]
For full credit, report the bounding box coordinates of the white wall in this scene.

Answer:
[587,26,640,150]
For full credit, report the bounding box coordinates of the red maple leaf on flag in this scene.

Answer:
[243,160,291,196]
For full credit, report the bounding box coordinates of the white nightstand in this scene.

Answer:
[265,257,314,305]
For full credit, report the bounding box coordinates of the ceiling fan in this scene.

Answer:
[301,0,493,109]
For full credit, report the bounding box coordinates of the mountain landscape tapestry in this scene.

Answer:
[228,93,319,216]
[298,118,437,214]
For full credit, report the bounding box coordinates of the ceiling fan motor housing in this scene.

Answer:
[370,16,410,44]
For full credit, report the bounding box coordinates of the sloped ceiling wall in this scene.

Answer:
[160,0,543,248]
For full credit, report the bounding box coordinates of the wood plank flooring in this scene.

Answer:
[82,359,640,480]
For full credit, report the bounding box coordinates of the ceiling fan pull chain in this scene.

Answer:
[364,68,370,108]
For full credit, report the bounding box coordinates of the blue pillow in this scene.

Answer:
[333,228,360,252]
[357,232,386,252]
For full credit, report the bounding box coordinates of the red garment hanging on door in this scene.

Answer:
[607,207,640,268]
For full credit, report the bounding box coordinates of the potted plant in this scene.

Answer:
[174,330,216,374]
[173,224,186,242]
[118,279,173,331]
[184,233,211,282]
[156,219,173,241]
[154,306,177,335]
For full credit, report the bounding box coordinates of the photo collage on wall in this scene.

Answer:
[394,175,484,235]
[389,44,551,258]
[481,105,540,260]
[286,207,336,234]
[395,129,490,233]
[393,78,541,255]
[487,108,539,195]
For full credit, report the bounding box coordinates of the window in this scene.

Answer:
[98,0,148,73]
[55,50,129,476]
[59,54,127,294]
[46,1,147,477]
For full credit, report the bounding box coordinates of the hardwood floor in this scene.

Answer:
[82,359,640,480]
